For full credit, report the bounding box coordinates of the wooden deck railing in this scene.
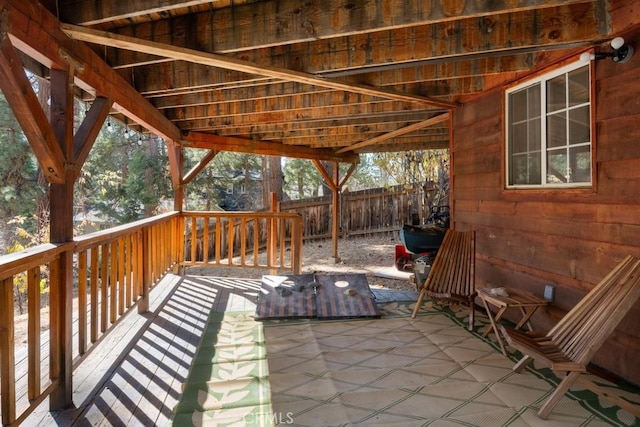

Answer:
[1,212,178,425]
[181,211,303,274]
[0,209,302,425]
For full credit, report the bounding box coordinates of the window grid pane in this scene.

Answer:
[506,61,591,188]
[508,84,542,185]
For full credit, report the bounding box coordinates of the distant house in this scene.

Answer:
[73,209,113,233]
[216,170,263,211]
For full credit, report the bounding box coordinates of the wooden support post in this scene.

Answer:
[48,68,75,411]
[312,160,348,263]
[268,192,278,274]
[330,187,341,262]
[331,164,341,263]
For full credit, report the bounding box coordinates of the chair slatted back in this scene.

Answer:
[423,229,475,298]
[549,255,640,364]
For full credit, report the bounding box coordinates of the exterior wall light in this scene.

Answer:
[580,37,634,63]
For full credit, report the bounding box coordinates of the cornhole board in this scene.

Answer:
[315,273,381,320]
[254,273,380,320]
[254,274,317,320]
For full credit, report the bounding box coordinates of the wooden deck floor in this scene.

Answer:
[24,273,416,426]
[24,273,266,426]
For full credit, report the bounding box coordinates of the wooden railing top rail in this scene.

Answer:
[181,210,301,219]
[0,242,75,281]
[75,211,179,251]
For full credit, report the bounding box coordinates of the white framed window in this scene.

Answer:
[506,61,592,188]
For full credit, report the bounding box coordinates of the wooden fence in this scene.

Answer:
[280,184,432,240]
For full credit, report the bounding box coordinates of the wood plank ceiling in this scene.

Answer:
[44,0,610,160]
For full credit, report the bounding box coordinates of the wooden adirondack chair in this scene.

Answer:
[411,229,476,331]
[501,255,640,420]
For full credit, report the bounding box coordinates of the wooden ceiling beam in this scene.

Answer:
[59,0,216,26]
[0,33,65,183]
[151,83,328,109]
[336,113,449,153]
[181,132,359,163]
[183,117,447,138]
[163,93,434,122]
[355,54,535,87]
[170,101,436,130]
[73,96,113,179]
[210,111,447,135]
[98,0,598,54]
[149,75,486,111]
[282,132,450,149]
[291,133,450,150]
[3,0,181,143]
[101,2,604,76]
[357,139,450,153]
[136,64,273,97]
[281,128,448,143]
[62,24,460,109]
[222,123,449,141]
[177,108,449,133]
[182,149,218,185]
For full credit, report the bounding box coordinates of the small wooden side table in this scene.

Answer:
[477,287,547,355]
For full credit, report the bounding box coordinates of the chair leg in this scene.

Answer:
[538,371,581,419]
[411,288,427,318]
[512,355,531,373]
[468,300,475,331]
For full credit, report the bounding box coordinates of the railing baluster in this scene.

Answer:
[253,219,260,266]
[279,217,286,268]
[78,251,87,355]
[203,217,209,264]
[27,266,41,400]
[109,240,118,324]
[90,246,99,343]
[240,217,247,266]
[179,211,302,273]
[124,234,131,309]
[1,277,16,425]
[215,217,221,264]
[100,243,109,333]
[190,217,197,263]
[228,217,235,266]
[0,214,179,423]
[118,237,125,315]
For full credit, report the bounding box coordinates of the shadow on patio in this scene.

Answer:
[26,273,640,426]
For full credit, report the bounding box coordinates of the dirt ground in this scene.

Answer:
[192,233,417,292]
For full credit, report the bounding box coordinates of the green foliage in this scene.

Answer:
[184,151,263,210]
[372,149,450,210]
[373,150,449,184]
[5,239,49,315]
[283,158,323,199]
[341,154,379,191]
[78,122,172,224]
[0,94,42,239]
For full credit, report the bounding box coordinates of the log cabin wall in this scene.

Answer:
[451,27,640,386]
